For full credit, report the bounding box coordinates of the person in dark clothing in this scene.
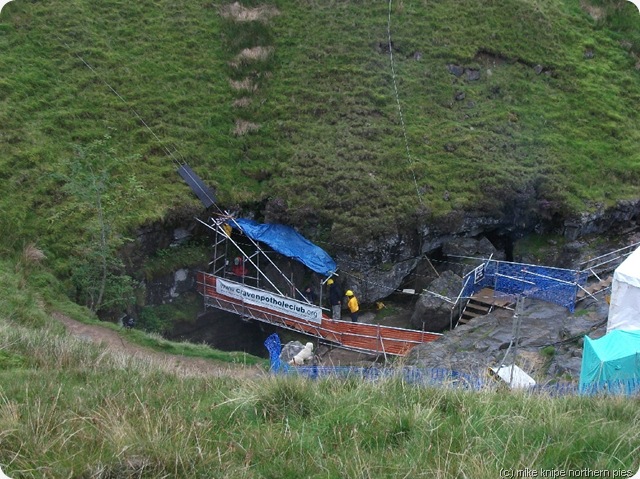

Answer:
[328,279,342,320]
[302,285,317,304]
[122,314,135,330]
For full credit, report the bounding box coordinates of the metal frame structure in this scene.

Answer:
[195,213,442,356]
[578,241,640,279]
[197,214,321,305]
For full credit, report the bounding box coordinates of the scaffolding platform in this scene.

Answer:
[197,273,441,356]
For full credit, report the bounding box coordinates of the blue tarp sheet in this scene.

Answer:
[232,218,337,277]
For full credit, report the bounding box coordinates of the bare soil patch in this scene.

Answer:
[52,312,264,379]
[219,2,280,23]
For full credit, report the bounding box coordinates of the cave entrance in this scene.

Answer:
[168,310,272,358]
[483,230,514,261]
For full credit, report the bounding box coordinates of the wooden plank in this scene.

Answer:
[466,303,490,313]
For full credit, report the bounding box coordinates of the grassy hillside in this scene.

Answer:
[0,3,639,473]
[0,307,638,477]
[266,0,640,240]
[1,0,639,256]
[0,242,637,477]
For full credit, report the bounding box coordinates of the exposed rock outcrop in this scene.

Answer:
[405,296,609,383]
[562,199,640,240]
[410,270,462,332]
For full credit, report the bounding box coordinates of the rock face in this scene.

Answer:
[562,199,640,240]
[132,198,639,324]
[332,198,639,303]
[442,236,501,258]
[144,268,197,305]
[410,270,462,332]
[334,232,421,302]
[405,295,609,384]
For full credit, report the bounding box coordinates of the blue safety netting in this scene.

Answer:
[460,274,476,301]
[232,218,337,277]
[468,260,587,312]
[579,378,640,396]
[263,335,638,396]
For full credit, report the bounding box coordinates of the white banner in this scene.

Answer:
[216,278,323,323]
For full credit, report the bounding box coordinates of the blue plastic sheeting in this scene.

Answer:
[265,334,640,396]
[232,218,337,277]
[265,333,288,372]
[579,330,640,394]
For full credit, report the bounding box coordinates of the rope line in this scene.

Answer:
[387,0,424,207]
[58,37,220,212]
[61,42,182,169]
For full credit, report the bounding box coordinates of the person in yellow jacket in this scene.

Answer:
[345,290,359,323]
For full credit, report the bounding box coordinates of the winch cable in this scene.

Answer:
[387,0,425,208]
[58,38,219,212]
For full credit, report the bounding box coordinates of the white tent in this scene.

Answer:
[607,246,640,332]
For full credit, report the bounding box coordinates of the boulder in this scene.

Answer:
[280,341,307,364]
[442,236,499,258]
[410,270,462,332]
[466,69,480,81]
[334,232,420,303]
[447,64,465,77]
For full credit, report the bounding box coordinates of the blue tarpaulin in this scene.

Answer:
[231,218,337,277]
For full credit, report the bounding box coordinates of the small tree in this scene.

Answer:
[61,135,144,314]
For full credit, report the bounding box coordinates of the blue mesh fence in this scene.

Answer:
[579,378,640,396]
[289,365,485,390]
[460,273,476,300]
[264,335,638,397]
[264,333,287,373]
[467,260,588,312]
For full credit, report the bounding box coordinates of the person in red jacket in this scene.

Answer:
[231,256,247,279]
[345,290,359,322]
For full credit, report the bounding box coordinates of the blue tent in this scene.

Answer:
[231,218,337,278]
[579,330,640,394]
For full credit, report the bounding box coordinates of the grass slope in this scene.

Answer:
[267,0,640,243]
[0,311,638,477]
[0,247,637,477]
[1,0,639,258]
[1,4,639,472]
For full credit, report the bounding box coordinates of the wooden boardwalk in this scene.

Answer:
[197,272,442,356]
[457,288,516,326]
[576,276,612,301]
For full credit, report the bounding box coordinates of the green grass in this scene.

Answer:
[2,248,636,476]
[0,318,638,478]
[0,251,265,367]
[1,0,639,264]
[4,252,634,477]
[2,3,640,474]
